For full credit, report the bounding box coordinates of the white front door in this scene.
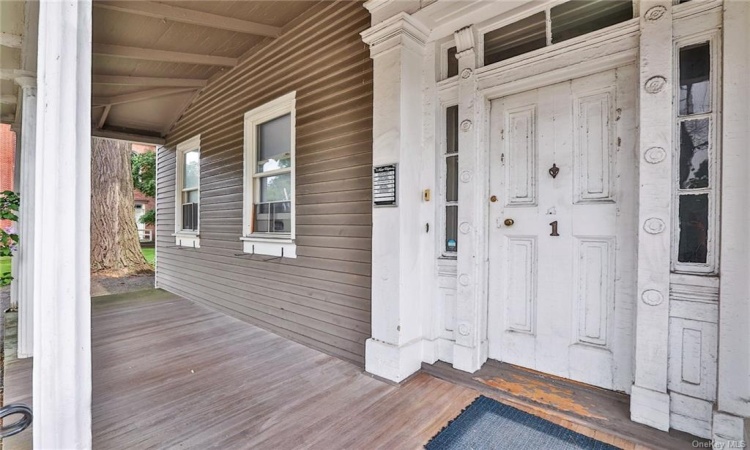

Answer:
[487,66,637,392]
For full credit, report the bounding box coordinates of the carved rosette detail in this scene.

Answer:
[460,120,472,132]
[460,170,472,183]
[641,289,664,306]
[644,5,667,21]
[458,274,470,286]
[643,218,666,234]
[644,76,667,94]
[459,222,471,234]
[644,147,666,164]
[460,68,473,79]
[458,323,471,336]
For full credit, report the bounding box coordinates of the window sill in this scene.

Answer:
[173,232,200,248]
[240,236,297,258]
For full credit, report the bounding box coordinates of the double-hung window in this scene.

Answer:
[242,92,297,258]
[174,135,201,248]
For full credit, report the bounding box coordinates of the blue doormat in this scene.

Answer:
[426,396,620,450]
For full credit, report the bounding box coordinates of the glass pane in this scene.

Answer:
[551,1,633,44]
[446,205,458,253]
[257,113,292,173]
[183,150,199,190]
[678,194,709,264]
[679,118,709,189]
[184,189,199,204]
[484,12,547,66]
[447,46,458,78]
[679,43,711,116]
[255,201,292,233]
[446,105,459,154]
[446,155,458,203]
[259,173,292,203]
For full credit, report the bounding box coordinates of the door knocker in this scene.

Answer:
[548,163,560,179]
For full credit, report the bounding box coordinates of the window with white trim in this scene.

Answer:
[442,105,459,255]
[174,135,201,248]
[242,92,297,258]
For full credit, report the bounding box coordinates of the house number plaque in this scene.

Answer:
[373,164,397,207]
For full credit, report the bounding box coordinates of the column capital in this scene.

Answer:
[361,12,430,58]
[15,76,36,89]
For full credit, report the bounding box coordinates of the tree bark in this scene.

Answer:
[91,138,152,275]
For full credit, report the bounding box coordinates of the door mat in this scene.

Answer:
[426,396,620,450]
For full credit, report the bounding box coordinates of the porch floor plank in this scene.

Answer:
[3,289,477,450]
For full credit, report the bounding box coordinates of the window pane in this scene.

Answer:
[551,1,633,44]
[484,12,546,66]
[446,205,458,252]
[259,173,292,203]
[446,105,459,154]
[679,118,709,189]
[679,43,711,116]
[183,150,199,190]
[446,155,458,203]
[255,201,291,233]
[257,113,291,173]
[447,46,458,78]
[678,194,709,264]
[184,189,199,204]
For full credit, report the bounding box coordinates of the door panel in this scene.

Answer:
[488,66,637,392]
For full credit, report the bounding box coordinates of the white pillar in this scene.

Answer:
[33,0,92,448]
[15,78,36,359]
[361,13,430,383]
[631,0,673,431]
[9,123,21,310]
[452,26,488,373]
[713,0,750,445]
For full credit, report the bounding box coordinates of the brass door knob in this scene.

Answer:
[490,195,498,203]
[504,218,515,226]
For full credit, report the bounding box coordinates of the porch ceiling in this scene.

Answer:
[0,1,317,142]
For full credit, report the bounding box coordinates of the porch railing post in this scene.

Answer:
[33,0,93,448]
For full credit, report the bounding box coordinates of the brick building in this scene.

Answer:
[0,124,16,231]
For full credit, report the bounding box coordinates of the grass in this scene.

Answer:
[142,247,155,266]
[0,256,9,274]
[0,249,154,275]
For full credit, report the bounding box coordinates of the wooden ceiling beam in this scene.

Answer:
[91,128,166,146]
[92,75,207,88]
[92,87,198,106]
[0,32,23,48]
[93,43,238,67]
[94,1,282,38]
[0,95,18,105]
[0,69,34,80]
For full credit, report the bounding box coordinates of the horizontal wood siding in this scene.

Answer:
[156,1,373,366]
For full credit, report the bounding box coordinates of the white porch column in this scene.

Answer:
[452,26,487,373]
[361,13,430,383]
[713,0,750,445]
[33,0,93,448]
[16,77,36,359]
[630,0,673,431]
[10,123,21,310]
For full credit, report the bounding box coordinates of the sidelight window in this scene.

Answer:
[443,105,459,254]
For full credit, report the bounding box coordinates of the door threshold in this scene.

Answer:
[422,360,706,450]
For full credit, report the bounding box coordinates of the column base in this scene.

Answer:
[712,411,747,448]
[365,338,423,383]
[452,341,487,374]
[630,385,670,431]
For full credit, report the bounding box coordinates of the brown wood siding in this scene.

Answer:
[155,1,372,366]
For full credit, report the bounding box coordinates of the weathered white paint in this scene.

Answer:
[33,0,92,447]
[361,12,431,382]
[631,0,673,432]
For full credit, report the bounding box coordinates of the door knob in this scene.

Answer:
[504,218,515,226]
[490,195,498,203]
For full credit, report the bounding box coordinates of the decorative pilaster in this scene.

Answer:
[451,26,487,373]
[361,12,430,382]
[631,0,673,431]
[33,0,92,448]
[15,77,36,359]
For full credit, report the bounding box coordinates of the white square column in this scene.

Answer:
[361,13,430,383]
[631,0,673,431]
[33,0,93,448]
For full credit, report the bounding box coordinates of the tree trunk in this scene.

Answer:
[91,138,152,275]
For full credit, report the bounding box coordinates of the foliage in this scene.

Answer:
[131,150,156,198]
[139,208,156,226]
[0,190,20,286]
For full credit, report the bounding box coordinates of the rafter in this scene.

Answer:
[94,1,282,38]
[93,43,237,67]
[97,105,111,129]
[92,87,198,107]
[0,95,18,105]
[0,32,23,48]
[92,128,166,145]
[0,69,34,81]
[92,75,207,88]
